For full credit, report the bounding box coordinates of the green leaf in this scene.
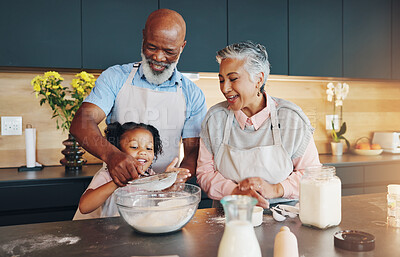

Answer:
[336,122,347,137]
[339,136,351,150]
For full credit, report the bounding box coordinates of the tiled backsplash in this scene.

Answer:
[1,71,400,168]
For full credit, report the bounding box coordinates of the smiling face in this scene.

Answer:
[219,58,265,117]
[142,28,184,72]
[119,128,155,171]
[141,9,186,85]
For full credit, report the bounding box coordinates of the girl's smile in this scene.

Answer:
[119,128,155,171]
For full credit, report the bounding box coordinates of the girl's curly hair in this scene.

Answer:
[104,122,163,159]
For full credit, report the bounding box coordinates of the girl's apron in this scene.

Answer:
[214,94,293,185]
[109,64,186,173]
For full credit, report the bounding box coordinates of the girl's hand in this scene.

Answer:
[166,157,191,183]
[231,186,269,209]
[238,177,284,199]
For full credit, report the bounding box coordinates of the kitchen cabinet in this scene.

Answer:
[0,178,91,226]
[81,0,158,70]
[159,0,227,72]
[289,0,342,77]
[1,1,398,79]
[393,0,400,79]
[0,165,97,226]
[343,0,392,79]
[0,0,81,68]
[228,0,288,75]
[336,163,400,196]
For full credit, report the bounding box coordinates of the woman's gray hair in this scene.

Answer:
[216,41,270,93]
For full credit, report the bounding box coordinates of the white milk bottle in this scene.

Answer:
[218,195,262,257]
[299,166,341,229]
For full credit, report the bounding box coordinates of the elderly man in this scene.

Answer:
[70,9,207,187]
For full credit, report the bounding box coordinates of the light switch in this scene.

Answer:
[1,116,22,135]
[326,115,339,130]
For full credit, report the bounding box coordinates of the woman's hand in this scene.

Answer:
[231,186,269,209]
[165,157,191,183]
[238,177,284,199]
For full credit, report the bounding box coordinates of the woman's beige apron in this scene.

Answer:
[214,94,293,184]
[109,64,186,173]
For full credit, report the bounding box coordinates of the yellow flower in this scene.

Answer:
[33,84,41,92]
[71,79,80,88]
[81,72,90,81]
[77,71,94,82]
[31,75,42,86]
[31,70,95,132]
[44,71,64,81]
[77,87,85,95]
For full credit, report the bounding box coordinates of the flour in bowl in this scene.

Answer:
[124,198,195,233]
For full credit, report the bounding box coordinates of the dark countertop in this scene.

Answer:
[319,152,400,167]
[0,193,396,257]
[0,164,101,183]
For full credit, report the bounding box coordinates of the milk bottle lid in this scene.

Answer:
[334,230,375,252]
[388,184,400,195]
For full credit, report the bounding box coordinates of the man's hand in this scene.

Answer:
[238,177,284,199]
[231,186,269,209]
[106,151,143,187]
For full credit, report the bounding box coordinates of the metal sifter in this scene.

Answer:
[128,171,178,191]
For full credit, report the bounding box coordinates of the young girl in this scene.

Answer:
[73,122,190,220]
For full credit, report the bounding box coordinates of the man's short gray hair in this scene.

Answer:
[216,41,270,93]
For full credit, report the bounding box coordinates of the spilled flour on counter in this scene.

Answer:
[206,216,225,225]
[0,234,80,256]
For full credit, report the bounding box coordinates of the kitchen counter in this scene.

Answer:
[0,164,101,183]
[318,153,400,196]
[319,152,400,167]
[0,193,397,257]
[2,153,400,183]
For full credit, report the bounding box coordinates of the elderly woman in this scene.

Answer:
[196,41,321,208]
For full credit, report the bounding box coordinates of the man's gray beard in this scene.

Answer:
[141,52,178,85]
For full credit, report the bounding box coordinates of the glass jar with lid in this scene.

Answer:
[387,184,400,228]
[299,166,341,229]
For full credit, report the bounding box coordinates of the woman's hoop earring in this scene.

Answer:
[257,91,260,97]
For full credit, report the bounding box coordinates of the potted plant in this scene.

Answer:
[331,121,350,156]
[31,71,96,171]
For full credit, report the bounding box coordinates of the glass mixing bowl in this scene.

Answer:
[115,183,201,234]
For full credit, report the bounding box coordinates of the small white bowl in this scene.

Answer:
[252,206,264,227]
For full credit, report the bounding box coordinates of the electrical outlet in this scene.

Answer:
[326,115,339,130]
[1,116,22,135]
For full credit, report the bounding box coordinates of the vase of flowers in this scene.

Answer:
[326,82,350,155]
[31,71,96,172]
